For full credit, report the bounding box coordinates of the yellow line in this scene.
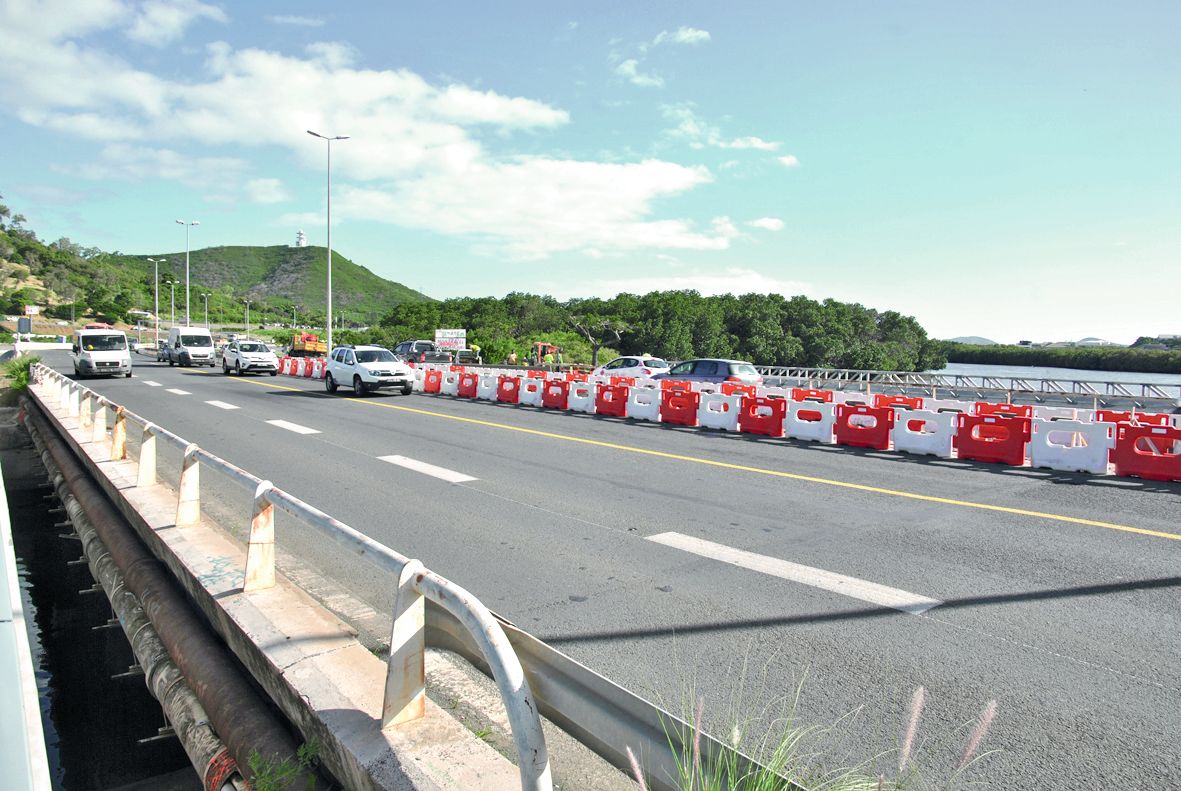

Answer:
[219,374,1180,543]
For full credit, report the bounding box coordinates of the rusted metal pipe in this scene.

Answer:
[23,403,330,791]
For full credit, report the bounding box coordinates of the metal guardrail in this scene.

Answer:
[753,365,1181,404]
[31,364,552,791]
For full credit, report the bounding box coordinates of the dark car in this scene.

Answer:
[393,339,452,364]
[653,358,763,385]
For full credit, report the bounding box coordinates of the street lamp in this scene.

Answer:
[201,293,211,328]
[175,219,199,326]
[307,129,349,352]
[163,279,178,325]
[244,299,253,335]
[292,304,298,328]
[147,257,165,347]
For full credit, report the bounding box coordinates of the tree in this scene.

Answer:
[569,314,627,367]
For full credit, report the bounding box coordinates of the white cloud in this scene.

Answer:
[304,41,358,69]
[778,154,801,167]
[747,217,784,231]
[127,0,227,46]
[615,59,664,88]
[662,104,780,152]
[245,178,291,204]
[60,143,249,188]
[653,27,711,46]
[267,15,324,27]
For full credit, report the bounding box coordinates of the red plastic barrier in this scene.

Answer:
[873,394,923,410]
[1095,410,1170,426]
[721,382,757,397]
[660,379,694,393]
[566,371,589,383]
[1112,424,1181,481]
[542,380,570,410]
[975,402,1032,418]
[739,396,787,437]
[528,369,547,379]
[496,375,521,404]
[457,372,479,398]
[609,375,637,387]
[449,364,466,373]
[834,404,895,450]
[595,384,629,417]
[791,388,833,403]
[423,369,444,394]
[660,390,701,426]
[956,414,1031,466]
[300,359,316,377]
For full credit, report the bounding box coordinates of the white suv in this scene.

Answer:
[326,345,414,396]
[222,340,279,376]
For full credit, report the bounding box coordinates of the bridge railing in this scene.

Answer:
[31,363,552,791]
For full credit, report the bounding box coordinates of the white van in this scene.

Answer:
[166,326,216,367]
[72,327,132,378]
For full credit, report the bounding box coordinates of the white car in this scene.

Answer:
[325,345,414,396]
[591,355,670,379]
[222,340,279,376]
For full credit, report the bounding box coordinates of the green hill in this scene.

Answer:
[112,245,430,324]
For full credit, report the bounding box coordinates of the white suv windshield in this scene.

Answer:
[238,342,266,352]
[356,349,397,363]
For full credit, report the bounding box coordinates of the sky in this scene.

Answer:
[1,1,1178,345]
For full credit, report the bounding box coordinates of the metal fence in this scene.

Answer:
[31,363,552,791]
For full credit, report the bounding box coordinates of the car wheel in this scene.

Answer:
[401,384,412,396]
[168,357,174,366]
[325,373,338,393]
[269,370,277,377]
[125,371,133,378]
[235,361,242,376]
[222,361,230,374]
[353,375,366,397]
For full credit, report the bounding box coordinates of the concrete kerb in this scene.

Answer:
[26,373,531,791]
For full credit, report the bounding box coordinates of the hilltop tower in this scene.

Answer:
[294,229,307,248]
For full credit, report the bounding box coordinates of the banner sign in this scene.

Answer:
[434,328,466,350]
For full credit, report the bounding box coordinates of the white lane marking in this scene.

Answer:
[204,400,239,410]
[165,388,191,395]
[647,532,942,615]
[378,455,477,484]
[266,419,320,435]
[143,380,162,387]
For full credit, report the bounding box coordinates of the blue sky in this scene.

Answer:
[2,1,1178,344]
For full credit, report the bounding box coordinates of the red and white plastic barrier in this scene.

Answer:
[698,393,742,431]
[739,396,786,437]
[542,380,570,410]
[569,383,596,414]
[496,375,521,404]
[834,404,895,450]
[785,400,836,443]
[660,389,700,427]
[956,414,1031,466]
[892,409,957,458]
[519,377,545,407]
[1112,424,1181,481]
[476,374,499,401]
[626,387,662,422]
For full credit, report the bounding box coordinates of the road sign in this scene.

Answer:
[17,317,31,334]
[434,328,466,350]
[24,305,39,316]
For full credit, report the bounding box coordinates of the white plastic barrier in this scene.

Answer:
[1029,419,1116,475]
[411,368,426,392]
[634,378,660,390]
[834,391,868,406]
[1033,406,1077,421]
[568,383,596,414]
[626,387,661,422]
[761,386,790,400]
[311,359,325,379]
[440,372,460,396]
[698,393,742,431]
[891,409,958,458]
[476,374,499,401]
[925,398,973,414]
[519,378,545,407]
[785,401,836,444]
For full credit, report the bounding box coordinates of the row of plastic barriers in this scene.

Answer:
[279,357,327,379]
[297,361,1181,482]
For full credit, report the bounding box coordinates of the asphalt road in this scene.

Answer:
[41,352,1181,789]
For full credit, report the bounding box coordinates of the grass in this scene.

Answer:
[247,738,328,791]
[632,667,999,791]
[1,353,38,404]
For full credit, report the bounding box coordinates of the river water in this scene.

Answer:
[933,362,1181,388]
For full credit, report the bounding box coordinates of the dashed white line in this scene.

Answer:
[647,532,942,615]
[165,388,191,395]
[266,419,320,435]
[378,455,477,484]
[142,380,162,387]
[205,400,239,410]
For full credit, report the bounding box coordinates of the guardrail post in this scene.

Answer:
[91,401,107,444]
[382,559,426,728]
[67,383,80,417]
[176,444,201,526]
[59,378,69,407]
[244,482,276,592]
[137,425,158,487]
[79,391,93,429]
[110,407,127,461]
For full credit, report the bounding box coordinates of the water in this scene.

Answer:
[933,362,1181,388]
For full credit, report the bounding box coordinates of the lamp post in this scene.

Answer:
[164,279,178,325]
[175,219,199,326]
[244,299,253,335]
[307,130,349,353]
[147,257,165,347]
[292,304,298,328]
[201,293,211,328]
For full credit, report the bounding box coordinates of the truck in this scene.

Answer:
[289,332,328,357]
[393,339,453,364]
